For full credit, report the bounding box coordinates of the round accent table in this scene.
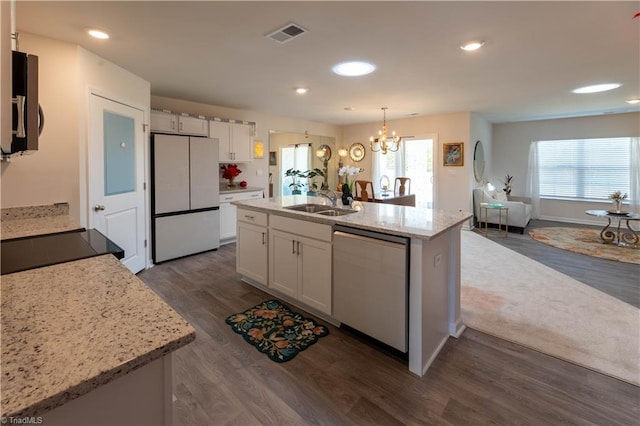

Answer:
[480,203,509,238]
[585,210,640,248]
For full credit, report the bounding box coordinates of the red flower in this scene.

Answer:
[221,164,242,180]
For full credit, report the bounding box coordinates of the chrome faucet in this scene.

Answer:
[318,189,338,207]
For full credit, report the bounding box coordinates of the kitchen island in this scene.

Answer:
[1,254,195,424]
[233,195,472,377]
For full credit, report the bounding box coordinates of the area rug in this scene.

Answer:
[529,227,640,264]
[461,230,640,386]
[225,300,329,363]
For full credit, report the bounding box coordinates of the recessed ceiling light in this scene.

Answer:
[344,106,354,111]
[460,41,484,51]
[87,28,109,40]
[626,98,640,104]
[332,61,376,77]
[295,87,308,94]
[572,83,621,94]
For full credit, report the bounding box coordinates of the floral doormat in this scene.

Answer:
[529,227,640,264]
[225,300,329,362]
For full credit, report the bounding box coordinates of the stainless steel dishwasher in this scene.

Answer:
[332,225,409,352]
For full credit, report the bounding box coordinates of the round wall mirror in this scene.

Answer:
[473,140,485,182]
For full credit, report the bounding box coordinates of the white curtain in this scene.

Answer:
[524,141,541,219]
[631,137,640,213]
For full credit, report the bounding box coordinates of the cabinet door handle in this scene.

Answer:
[296,241,301,255]
[224,197,233,201]
[244,214,254,220]
[171,119,175,130]
[292,240,296,254]
[262,232,266,245]
[179,121,183,131]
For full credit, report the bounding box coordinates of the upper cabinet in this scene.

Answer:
[150,111,208,137]
[210,120,253,163]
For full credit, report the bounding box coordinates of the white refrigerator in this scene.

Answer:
[152,134,220,263]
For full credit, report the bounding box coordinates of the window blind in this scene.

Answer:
[537,138,631,201]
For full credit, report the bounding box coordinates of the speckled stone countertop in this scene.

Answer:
[0,255,196,418]
[233,195,473,240]
[1,203,83,241]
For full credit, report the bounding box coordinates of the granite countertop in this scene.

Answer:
[233,195,473,240]
[0,255,196,418]
[219,185,264,195]
[1,203,83,241]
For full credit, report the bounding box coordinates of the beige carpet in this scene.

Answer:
[461,230,640,386]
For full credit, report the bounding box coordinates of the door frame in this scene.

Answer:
[79,87,151,269]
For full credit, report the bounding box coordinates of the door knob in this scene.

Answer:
[93,204,105,211]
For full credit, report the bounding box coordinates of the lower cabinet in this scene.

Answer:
[236,209,268,285]
[269,225,332,315]
[220,190,263,244]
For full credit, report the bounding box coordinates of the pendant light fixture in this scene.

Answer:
[370,107,401,155]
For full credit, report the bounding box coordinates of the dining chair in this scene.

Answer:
[355,180,376,201]
[394,177,411,195]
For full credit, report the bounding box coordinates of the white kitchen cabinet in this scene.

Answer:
[269,216,332,315]
[236,208,268,285]
[219,190,263,243]
[151,111,208,136]
[210,120,253,162]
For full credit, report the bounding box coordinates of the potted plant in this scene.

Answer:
[609,190,628,212]
[338,166,363,205]
[285,168,304,195]
[503,174,513,196]
[304,168,326,195]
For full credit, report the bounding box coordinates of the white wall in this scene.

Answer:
[151,96,343,193]
[493,112,640,223]
[1,33,81,218]
[77,47,150,227]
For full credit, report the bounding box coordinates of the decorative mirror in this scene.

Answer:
[349,142,366,162]
[473,140,485,182]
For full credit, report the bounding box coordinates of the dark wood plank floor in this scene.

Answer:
[138,240,639,426]
[477,219,640,308]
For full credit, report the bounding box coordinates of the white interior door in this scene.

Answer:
[89,94,146,273]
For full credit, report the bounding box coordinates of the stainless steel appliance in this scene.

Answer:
[332,225,409,352]
[151,134,220,262]
[4,50,44,156]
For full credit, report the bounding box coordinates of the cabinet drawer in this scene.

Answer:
[269,214,332,242]
[237,208,267,226]
[220,190,263,203]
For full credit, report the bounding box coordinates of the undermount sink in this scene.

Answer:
[284,203,357,216]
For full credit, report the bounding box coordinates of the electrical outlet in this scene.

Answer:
[434,253,441,267]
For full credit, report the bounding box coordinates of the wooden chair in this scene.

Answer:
[354,180,376,201]
[394,177,411,195]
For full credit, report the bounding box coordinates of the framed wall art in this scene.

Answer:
[443,142,464,166]
[269,151,277,166]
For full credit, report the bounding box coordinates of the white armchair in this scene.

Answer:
[472,188,532,233]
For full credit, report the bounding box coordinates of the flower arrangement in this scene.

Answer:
[609,191,628,201]
[221,164,242,187]
[338,166,363,195]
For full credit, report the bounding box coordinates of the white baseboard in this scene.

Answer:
[538,215,604,227]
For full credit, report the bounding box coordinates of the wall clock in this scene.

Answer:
[349,142,366,162]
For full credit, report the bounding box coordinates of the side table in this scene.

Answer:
[480,203,509,238]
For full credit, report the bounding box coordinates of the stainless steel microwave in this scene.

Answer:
[8,50,43,155]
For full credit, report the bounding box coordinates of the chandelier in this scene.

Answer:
[370,107,400,154]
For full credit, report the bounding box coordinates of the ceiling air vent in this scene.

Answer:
[266,23,307,44]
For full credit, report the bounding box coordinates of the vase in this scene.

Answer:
[613,199,621,212]
[341,193,352,206]
[227,178,236,189]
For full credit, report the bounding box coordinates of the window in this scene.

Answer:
[537,138,631,201]
[373,137,435,208]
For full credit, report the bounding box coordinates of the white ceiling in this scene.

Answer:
[15,1,640,125]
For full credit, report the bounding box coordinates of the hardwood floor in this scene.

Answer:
[477,219,640,308]
[139,240,639,426]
